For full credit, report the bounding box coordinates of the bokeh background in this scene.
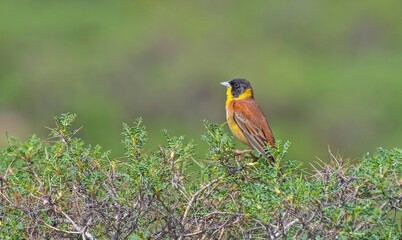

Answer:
[1,1,401,164]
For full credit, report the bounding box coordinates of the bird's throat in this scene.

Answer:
[226,88,254,107]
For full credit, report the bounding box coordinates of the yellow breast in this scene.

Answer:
[225,86,254,147]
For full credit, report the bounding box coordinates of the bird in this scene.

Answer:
[221,78,275,162]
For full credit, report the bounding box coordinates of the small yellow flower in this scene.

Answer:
[275,188,281,195]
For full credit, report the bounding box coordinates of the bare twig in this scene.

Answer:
[181,176,223,224]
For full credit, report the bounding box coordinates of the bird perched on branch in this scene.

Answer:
[221,78,275,162]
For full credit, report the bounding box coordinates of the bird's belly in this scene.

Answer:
[227,116,251,147]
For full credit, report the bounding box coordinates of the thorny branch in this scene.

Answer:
[1,130,401,239]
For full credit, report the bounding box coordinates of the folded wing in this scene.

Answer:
[232,100,275,161]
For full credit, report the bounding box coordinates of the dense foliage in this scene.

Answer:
[1,113,401,239]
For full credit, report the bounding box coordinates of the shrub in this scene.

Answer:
[0,113,401,239]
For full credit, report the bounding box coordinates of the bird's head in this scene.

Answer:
[220,78,254,100]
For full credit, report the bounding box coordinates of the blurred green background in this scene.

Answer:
[1,1,401,164]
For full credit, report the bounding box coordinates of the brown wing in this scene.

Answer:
[232,99,275,159]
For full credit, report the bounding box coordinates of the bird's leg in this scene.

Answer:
[234,149,252,156]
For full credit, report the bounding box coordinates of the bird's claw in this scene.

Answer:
[234,149,252,155]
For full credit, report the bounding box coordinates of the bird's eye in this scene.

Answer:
[234,83,240,88]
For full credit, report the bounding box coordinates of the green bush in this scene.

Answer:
[1,113,401,239]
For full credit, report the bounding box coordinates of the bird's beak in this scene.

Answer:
[220,82,230,88]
